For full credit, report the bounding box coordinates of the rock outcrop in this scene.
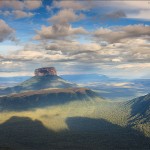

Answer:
[34,67,57,76]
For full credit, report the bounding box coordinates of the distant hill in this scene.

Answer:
[1,74,149,100]
[0,75,76,96]
[0,88,99,111]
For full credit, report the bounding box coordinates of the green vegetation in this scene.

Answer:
[0,88,149,149]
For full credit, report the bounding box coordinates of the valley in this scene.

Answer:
[0,88,150,150]
[0,68,149,150]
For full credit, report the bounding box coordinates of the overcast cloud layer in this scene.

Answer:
[0,0,150,79]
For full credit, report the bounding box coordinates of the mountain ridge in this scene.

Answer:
[0,88,100,111]
[0,75,76,96]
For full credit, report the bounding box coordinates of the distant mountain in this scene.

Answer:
[0,74,150,100]
[0,75,76,96]
[132,79,150,88]
[0,76,30,83]
[0,88,99,111]
[61,74,111,83]
[0,76,31,88]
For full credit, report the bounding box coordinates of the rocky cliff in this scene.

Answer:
[35,67,57,76]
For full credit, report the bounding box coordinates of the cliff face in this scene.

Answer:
[35,67,57,76]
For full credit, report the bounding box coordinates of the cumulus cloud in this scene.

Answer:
[93,24,150,44]
[0,19,15,42]
[0,10,11,16]
[33,31,150,65]
[0,1,150,78]
[52,1,90,11]
[46,5,52,12]
[45,41,101,54]
[0,55,4,59]
[0,0,42,10]
[1,37,150,78]
[53,1,149,21]
[46,1,150,21]
[24,0,42,10]
[104,10,126,20]
[103,1,150,20]
[0,0,24,10]
[127,10,150,20]
[13,10,34,19]
[0,1,40,19]
[34,23,87,40]
[48,9,85,24]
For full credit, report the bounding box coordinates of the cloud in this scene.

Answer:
[24,0,42,10]
[1,38,150,78]
[53,1,90,11]
[0,55,4,59]
[47,1,150,21]
[115,63,150,69]
[1,61,12,65]
[48,9,85,24]
[0,1,149,78]
[45,41,101,53]
[32,34,150,65]
[103,1,150,20]
[34,23,87,40]
[0,10,11,16]
[0,0,42,10]
[104,10,126,19]
[0,0,24,10]
[120,1,149,10]
[93,24,150,44]
[0,19,15,42]
[46,5,52,12]
[127,10,150,20]
[13,10,34,19]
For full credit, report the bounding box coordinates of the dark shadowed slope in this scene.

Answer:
[0,116,150,150]
[0,88,99,111]
[123,93,150,137]
[66,117,150,149]
[0,75,76,96]
[125,93,150,123]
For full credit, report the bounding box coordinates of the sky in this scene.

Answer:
[0,0,150,79]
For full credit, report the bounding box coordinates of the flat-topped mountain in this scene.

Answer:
[35,67,57,76]
[0,67,76,96]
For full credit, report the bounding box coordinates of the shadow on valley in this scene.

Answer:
[0,116,150,150]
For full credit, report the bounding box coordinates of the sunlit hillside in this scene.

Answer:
[0,98,126,131]
[0,88,150,150]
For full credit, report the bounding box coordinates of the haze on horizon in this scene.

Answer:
[0,0,150,79]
